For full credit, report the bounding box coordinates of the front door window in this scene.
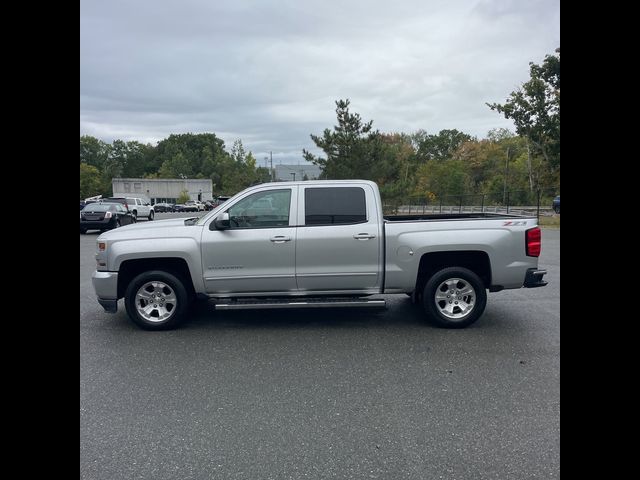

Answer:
[227,189,292,229]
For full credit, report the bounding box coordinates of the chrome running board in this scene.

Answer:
[214,297,386,311]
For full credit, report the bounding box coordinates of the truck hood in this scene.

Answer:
[97,218,202,241]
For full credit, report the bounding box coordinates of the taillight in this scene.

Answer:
[105,211,112,219]
[526,227,541,257]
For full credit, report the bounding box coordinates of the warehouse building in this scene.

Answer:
[274,164,322,181]
[112,178,213,205]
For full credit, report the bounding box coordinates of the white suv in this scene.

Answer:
[125,197,155,221]
[183,200,205,212]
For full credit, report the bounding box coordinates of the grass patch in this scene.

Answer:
[538,214,560,228]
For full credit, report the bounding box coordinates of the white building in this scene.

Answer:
[274,164,322,181]
[112,178,213,204]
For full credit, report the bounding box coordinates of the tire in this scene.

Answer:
[80,228,87,234]
[112,219,121,230]
[553,206,560,214]
[131,210,137,221]
[422,267,487,328]
[148,210,154,221]
[124,270,190,330]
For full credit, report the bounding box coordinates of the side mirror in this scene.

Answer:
[212,212,230,230]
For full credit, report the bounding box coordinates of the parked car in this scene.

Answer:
[552,195,560,214]
[81,203,135,234]
[173,204,185,212]
[153,202,175,213]
[100,197,129,207]
[182,200,202,212]
[80,200,98,210]
[92,180,547,330]
[212,196,231,208]
[125,197,154,220]
[101,197,154,221]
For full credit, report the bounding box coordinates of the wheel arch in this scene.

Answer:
[414,250,492,296]
[117,257,196,299]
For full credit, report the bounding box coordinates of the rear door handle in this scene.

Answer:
[353,233,376,240]
[270,235,291,243]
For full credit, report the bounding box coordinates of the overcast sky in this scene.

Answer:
[80,0,559,165]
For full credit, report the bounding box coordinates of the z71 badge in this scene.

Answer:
[503,221,528,226]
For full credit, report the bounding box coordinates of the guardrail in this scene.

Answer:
[382,189,559,219]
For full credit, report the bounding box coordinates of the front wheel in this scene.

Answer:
[131,210,137,221]
[124,271,190,330]
[148,210,154,221]
[422,267,487,328]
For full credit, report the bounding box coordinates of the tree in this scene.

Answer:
[80,163,103,199]
[177,189,190,204]
[303,99,382,179]
[230,139,247,164]
[158,152,193,178]
[487,48,560,190]
[453,140,502,191]
[374,133,417,202]
[413,158,470,200]
[413,129,474,163]
[80,135,110,168]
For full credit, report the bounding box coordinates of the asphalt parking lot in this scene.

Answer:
[80,216,559,480]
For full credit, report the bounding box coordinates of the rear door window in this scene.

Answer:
[304,187,366,226]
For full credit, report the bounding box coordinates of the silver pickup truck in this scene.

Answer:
[92,180,547,330]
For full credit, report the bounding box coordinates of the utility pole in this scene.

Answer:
[503,146,511,205]
[270,151,274,181]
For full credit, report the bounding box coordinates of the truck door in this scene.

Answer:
[295,185,381,292]
[201,187,298,293]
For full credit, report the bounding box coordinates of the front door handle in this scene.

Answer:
[353,233,376,240]
[270,235,291,243]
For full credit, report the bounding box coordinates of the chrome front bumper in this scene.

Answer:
[92,271,119,313]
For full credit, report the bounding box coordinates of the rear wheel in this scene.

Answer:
[80,228,87,234]
[148,210,154,221]
[422,267,487,328]
[131,210,137,221]
[124,271,190,330]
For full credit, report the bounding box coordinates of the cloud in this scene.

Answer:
[80,0,560,163]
